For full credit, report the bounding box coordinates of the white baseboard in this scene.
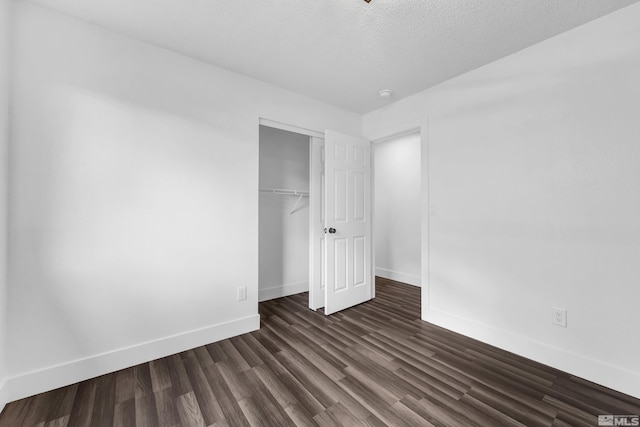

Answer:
[0,378,7,414]
[424,307,640,399]
[259,281,308,302]
[2,314,260,405]
[375,267,421,287]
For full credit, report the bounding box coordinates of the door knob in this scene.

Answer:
[328,228,336,234]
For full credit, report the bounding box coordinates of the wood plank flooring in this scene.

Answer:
[1,277,639,426]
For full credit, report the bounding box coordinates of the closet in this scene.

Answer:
[258,125,311,301]
[258,123,375,314]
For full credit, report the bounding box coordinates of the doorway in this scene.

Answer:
[373,131,422,287]
[258,125,311,301]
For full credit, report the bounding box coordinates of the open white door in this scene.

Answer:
[324,130,373,315]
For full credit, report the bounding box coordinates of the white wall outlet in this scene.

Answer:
[552,307,567,327]
[429,205,437,216]
[237,286,247,301]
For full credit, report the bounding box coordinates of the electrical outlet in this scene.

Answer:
[237,286,247,301]
[552,307,567,328]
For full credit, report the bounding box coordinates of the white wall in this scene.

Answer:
[365,3,640,399]
[259,126,309,301]
[374,132,421,286]
[0,0,10,411]
[6,2,361,402]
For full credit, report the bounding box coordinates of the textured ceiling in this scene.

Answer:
[23,0,640,113]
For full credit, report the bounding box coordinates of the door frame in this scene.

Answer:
[258,118,325,310]
[371,128,422,288]
[259,119,324,140]
[367,120,429,320]
[308,136,324,310]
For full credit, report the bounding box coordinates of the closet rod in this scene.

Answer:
[259,188,309,197]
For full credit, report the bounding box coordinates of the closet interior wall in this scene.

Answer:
[258,126,310,301]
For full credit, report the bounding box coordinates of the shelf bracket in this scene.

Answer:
[289,194,305,215]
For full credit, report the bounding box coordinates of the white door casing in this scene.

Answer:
[309,137,325,310]
[324,130,373,315]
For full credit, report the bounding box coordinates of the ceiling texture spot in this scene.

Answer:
[24,0,640,113]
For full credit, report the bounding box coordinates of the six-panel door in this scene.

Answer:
[324,130,372,315]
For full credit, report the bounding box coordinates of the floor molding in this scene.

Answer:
[375,267,421,287]
[3,314,260,404]
[259,281,308,302]
[425,306,640,399]
[0,378,7,414]
[4,279,638,425]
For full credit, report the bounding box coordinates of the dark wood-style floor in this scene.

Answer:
[2,278,639,426]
